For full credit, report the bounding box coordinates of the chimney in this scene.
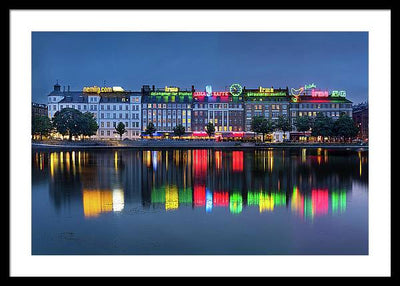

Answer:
[192,85,195,92]
[54,81,61,92]
[152,85,155,91]
[68,85,70,92]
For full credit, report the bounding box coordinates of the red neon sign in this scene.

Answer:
[193,131,208,137]
[193,91,230,97]
[193,92,206,97]
[311,89,329,97]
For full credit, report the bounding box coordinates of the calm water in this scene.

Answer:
[32,148,368,255]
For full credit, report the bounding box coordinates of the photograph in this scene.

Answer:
[9,9,391,277]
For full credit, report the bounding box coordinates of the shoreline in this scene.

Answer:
[31,141,368,151]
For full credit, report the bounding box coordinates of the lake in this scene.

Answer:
[32,147,368,255]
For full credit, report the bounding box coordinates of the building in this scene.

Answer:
[32,102,48,118]
[289,85,353,130]
[352,102,368,140]
[141,85,193,137]
[47,82,142,139]
[192,84,245,139]
[242,86,290,132]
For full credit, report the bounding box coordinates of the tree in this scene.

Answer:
[173,124,185,139]
[250,116,264,139]
[114,122,127,140]
[333,113,359,141]
[52,108,84,141]
[32,115,53,140]
[276,115,291,139]
[81,112,99,139]
[144,122,157,137]
[311,112,334,141]
[295,115,311,133]
[260,118,274,142]
[205,122,215,139]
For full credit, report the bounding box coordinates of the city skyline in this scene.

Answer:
[32,31,368,104]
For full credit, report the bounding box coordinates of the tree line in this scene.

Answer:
[32,108,99,141]
[250,112,359,142]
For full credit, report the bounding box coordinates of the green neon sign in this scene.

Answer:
[246,92,287,97]
[150,92,192,96]
[331,90,346,97]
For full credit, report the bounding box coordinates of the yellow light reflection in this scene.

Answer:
[358,151,362,177]
[82,189,113,218]
[66,152,70,173]
[268,150,273,172]
[50,152,54,178]
[215,151,222,170]
[72,151,76,175]
[301,148,306,163]
[114,151,118,171]
[259,193,274,212]
[165,185,179,211]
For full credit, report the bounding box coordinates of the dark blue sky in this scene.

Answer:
[32,32,368,104]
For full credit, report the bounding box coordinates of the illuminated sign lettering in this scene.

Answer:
[304,83,317,90]
[213,91,229,96]
[83,86,117,93]
[311,90,329,97]
[291,87,304,96]
[193,92,206,97]
[165,86,179,92]
[206,85,212,97]
[247,91,286,97]
[193,91,230,97]
[259,87,274,93]
[331,90,346,97]
[150,91,192,96]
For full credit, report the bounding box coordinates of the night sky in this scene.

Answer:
[31,31,368,104]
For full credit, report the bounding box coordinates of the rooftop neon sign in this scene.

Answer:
[331,90,346,97]
[290,87,304,96]
[150,91,192,96]
[304,83,317,90]
[165,86,179,92]
[193,91,230,97]
[246,91,287,97]
[311,90,329,97]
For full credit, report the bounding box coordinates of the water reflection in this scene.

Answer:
[32,148,368,221]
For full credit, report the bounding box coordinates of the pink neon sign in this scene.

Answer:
[193,92,206,97]
[311,90,329,97]
[193,91,229,97]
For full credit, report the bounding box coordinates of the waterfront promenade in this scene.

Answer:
[31,139,368,150]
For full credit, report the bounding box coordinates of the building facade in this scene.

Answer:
[47,83,141,139]
[242,86,290,132]
[352,102,368,140]
[288,87,353,130]
[32,102,48,118]
[141,85,193,136]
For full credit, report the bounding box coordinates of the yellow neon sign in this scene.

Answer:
[259,87,274,93]
[83,86,114,93]
[165,86,179,92]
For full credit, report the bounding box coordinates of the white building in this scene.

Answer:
[47,83,142,139]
